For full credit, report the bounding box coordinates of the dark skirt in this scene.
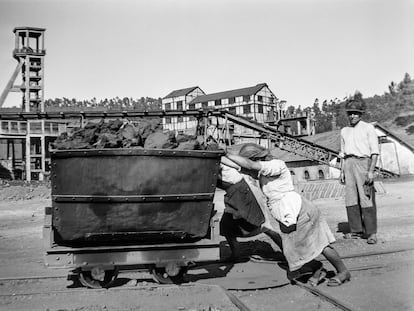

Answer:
[219,178,265,237]
[220,212,259,237]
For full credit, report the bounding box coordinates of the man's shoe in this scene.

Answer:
[367,234,377,244]
[344,232,363,240]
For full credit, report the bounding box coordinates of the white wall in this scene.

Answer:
[375,127,414,174]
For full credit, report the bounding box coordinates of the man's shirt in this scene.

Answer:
[340,121,379,158]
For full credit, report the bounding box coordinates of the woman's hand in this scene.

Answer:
[218,141,227,152]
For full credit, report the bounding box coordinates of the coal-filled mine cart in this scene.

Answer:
[43,148,223,288]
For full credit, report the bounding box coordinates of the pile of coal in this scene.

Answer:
[52,118,218,151]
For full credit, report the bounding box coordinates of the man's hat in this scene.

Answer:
[345,94,366,113]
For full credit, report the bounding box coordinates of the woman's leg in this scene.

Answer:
[263,229,283,251]
[322,245,351,281]
[225,235,241,259]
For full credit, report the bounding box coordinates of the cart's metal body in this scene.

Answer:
[43,148,223,286]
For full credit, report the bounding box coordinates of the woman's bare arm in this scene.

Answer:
[220,156,241,170]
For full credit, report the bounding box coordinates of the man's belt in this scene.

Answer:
[344,154,368,159]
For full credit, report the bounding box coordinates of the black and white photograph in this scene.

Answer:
[0,0,413,310]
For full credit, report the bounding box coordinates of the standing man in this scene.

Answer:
[339,94,379,244]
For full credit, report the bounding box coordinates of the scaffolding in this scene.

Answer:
[0,27,68,181]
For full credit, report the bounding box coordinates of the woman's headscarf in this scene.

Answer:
[239,143,271,161]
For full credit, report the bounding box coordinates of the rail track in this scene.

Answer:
[1,247,413,311]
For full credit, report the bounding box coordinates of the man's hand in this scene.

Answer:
[366,171,375,185]
[339,171,345,185]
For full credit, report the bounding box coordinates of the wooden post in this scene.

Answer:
[39,120,45,181]
[25,56,30,112]
[25,121,31,181]
[15,31,18,49]
[40,55,44,112]
[225,114,231,146]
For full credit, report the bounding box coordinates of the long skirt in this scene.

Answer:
[278,197,335,271]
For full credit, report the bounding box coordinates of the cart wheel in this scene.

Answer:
[151,266,187,284]
[78,267,119,289]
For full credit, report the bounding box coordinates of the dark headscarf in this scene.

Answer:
[239,143,271,161]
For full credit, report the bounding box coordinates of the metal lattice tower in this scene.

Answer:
[0,27,47,181]
[0,27,46,111]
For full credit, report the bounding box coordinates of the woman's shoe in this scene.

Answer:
[307,267,327,287]
[327,271,351,287]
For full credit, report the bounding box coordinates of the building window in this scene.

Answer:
[243,95,250,102]
[257,104,263,113]
[243,105,251,114]
[318,170,325,180]
[189,116,196,121]
[214,99,221,106]
[229,107,236,114]
[178,116,183,122]
[165,103,171,110]
[229,97,235,104]
[165,117,172,124]
[202,102,208,108]
[189,103,195,110]
[304,170,310,180]
[257,95,263,102]
[177,101,183,110]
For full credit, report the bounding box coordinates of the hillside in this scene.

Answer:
[291,73,414,145]
[379,112,414,146]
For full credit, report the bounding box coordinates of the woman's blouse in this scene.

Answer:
[258,159,302,227]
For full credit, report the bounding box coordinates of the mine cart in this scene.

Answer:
[43,148,223,288]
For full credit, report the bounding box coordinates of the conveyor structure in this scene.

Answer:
[0,108,398,178]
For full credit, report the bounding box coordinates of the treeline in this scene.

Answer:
[45,96,162,111]
[40,72,414,135]
[285,73,414,134]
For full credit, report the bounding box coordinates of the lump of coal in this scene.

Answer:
[144,131,178,149]
[176,134,201,150]
[51,118,218,151]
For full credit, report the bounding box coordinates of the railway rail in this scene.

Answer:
[1,247,413,311]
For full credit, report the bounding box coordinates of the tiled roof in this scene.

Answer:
[163,86,201,99]
[268,131,343,162]
[270,148,312,162]
[189,83,270,104]
[302,130,342,152]
[372,122,414,152]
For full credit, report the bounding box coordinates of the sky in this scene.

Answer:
[0,0,413,108]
